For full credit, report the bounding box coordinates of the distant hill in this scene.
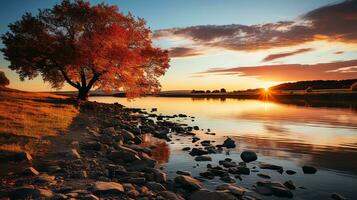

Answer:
[271,79,357,90]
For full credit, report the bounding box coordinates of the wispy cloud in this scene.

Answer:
[262,48,314,62]
[168,47,202,58]
[154,1,357,54]
[194,60,357,81]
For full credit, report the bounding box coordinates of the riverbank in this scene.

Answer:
[0,88,256,199]
[0,88,352,199]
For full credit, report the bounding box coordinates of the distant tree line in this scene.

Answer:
[191,88,226,93]
[271,79,357,90]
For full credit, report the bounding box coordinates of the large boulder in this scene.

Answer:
[174,175,202,190]
[92,182,124,195]
[240,151,257,162]
[190,189,237,200]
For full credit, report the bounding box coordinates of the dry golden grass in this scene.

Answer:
[0,87,78,138]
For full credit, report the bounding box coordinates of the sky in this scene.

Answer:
[0,0,356,91]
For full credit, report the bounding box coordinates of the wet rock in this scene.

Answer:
[182,147,191,151]
[193,126,200,130]
[229,166,250,175]
[216,183,248,196]
[254,186,273,196]
[222,137,236,148]
[195,155,212,161]
[177,170,192,176]
[221,160,237,168]
[331,192,347,200]
[150,168,167,183]
[147,181,166,192]
[257,181,293,198]
[174,175,202,190]
[240,151,257,162]
[158,191,185,200]
[67,149,81,159]
[200,171,215,179]
[22,167,39,176]
[92,181,124,195]
[190,148,209,156]
[257,173,271,179]
[259,163,283,171]
[201,140,211,146]
[190,189,238,200]
[284,180,296,190]
[286,170,297,175]
[302,166,317,174]
[220,175,236,183]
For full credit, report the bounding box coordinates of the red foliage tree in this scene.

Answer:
[1,0,169,100]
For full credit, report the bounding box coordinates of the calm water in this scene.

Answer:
[90,96,357,199]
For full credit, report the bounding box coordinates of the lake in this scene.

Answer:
[90,96,357,200]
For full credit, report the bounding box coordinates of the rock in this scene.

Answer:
[121,129,135,141]
[216,183,248,196]
[81,141,102,151]
[158,191,185,200]
[190,189,238,200]
[189,148,209,156]
[67,149,81,159]
[35,173,55,183]
[229,166,250,175]
[127,189,140,198]
[201,140,211,146]
[284,180,296,190]
[240,151,257,162]
[147,181,166,192]
[108,146,141,163]
[102,127,117,136]
[8,186,54,199]
[259,163,283,171]
[200,171,215,179]
[220,175,235,183]
[222,137,236,148]
[176,170,192,176]
[22,167,39,176]
[0,151,32,162]
[257,181,293,198]
[174,175,202,190]
[82,194,100,200]
[254,186,273,196]
[182,147,191,151]
[195,155,212,161]
[92,181,124,195]
[150,168,167,183]
[257,173,271,179]
[221,161,237,168]
[302,166,317,174]
[331,193,347,200]
[286,170,296,175]
[193,126,199,130]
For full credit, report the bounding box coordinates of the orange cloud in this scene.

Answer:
[262,48,314,62]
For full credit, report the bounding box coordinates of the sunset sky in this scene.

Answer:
[0,0,356,91]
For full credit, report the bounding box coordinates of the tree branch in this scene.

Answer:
[51,59,80,89]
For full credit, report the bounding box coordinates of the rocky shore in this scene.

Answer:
[0,101,346,200]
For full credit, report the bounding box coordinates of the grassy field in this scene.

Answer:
[0,87,78,153]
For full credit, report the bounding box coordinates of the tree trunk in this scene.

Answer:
[77,87,89,100]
